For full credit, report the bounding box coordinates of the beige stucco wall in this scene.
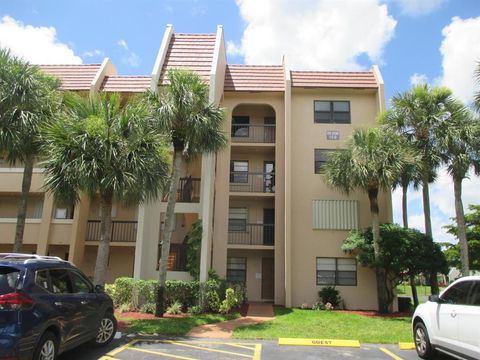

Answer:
[287,88,391,310]
[0,194,44,218]
[83,245,135,283]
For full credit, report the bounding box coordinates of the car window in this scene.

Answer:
[49,269,73,294]
[35,270,50,292]
[468,281,480,306]
[441,281,472,305]
[69,271,92,294]
[0,266,21,295]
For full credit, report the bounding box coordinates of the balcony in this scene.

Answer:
[231,124,275,144]
[163,177,201,203]
[157,243,188,272]
[228,224,274,246]
[86,220,137,243]
[229,172,275,193]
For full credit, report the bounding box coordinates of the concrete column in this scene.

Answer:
[36,193,54,255]
[68,195,90,267]
[133,199,162,280]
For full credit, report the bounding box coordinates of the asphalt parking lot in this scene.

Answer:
[58,336,456,360]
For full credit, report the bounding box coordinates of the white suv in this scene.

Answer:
[412,276,480,359]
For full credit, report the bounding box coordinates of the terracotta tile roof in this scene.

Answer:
[291,71,378,89]
[39,64,102,91]
[159,33,216,85]
[101,75,151,92]
[224,65,285,92]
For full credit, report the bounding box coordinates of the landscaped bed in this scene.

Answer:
[115,311,240,336]
[232,307,412,344]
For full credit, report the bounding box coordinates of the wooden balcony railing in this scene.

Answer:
[163,177,201,203]
[228,224,274,246]
[229,172,275,193]
[231,124,276,143]
[86,220,137,242]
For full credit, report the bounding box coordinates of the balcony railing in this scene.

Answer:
[86,220,137,242]
[228,224,274,246]
[157,243,187,272]
[231,124,276,143]
[163,177,201,203]
[229,172,275,193]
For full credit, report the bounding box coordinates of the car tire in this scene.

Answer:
[93,312,117,346]
[414,322,435,359]
[33,331,58,360]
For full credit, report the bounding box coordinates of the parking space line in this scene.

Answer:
[223,343,258,351]
[128,346,198,360]
[165,340,253,358]
[379,347,404,360]
[399,342,415,350]
[253,344,262,360]
[98,356,120,360]
[107,339,138,356]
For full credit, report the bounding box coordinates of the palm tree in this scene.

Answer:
[475,62,480,111]
[42,92,170,285]
[144,69,227,317]
[435,99,480,276]
[324,126,413,313]
[385,84,453,295]
[0,48,61,252]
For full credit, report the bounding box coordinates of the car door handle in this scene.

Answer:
[80,300,88,305]
[450,310,457,318]
[54,301,63,307]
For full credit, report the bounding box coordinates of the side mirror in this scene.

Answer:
[428,294,441,303]
[95,284,104,293]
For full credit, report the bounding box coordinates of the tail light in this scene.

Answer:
[0,292,34,310]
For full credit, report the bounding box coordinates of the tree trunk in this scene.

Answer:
[13,156,34,253]
[410,275,419,308]
[453,176,470,276]
[156,150,182,317]
[368,187,389,313]
[421,176,439,295]
[93,192,113,286]
[402,185,408,229]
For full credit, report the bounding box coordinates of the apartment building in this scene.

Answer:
[0,25,392,310]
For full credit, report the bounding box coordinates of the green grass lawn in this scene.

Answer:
[232,308,412,343]
[117,313,240,336]
[396,284,435,297]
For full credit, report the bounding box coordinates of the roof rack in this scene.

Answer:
[0,253,67,264]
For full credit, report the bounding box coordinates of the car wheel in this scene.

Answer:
[93,312,117,346]
[33,331,58,360]
[414,322,435,359]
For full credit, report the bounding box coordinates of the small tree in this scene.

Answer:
[0,48,61,251]
[185,219,202,279]
[343,223,448,311]
[42,93,170,285]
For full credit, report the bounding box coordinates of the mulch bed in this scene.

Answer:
[114,310,192,332]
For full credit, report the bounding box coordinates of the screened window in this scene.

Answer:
[316,258,357,286]
[314,149,332,174]
[227,257,247,283]
[228,208,248,232]
[230,161,249,183]
[231,116,250,137]
[314,101,350,124]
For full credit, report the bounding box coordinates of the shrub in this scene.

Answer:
[136,280,158,306]
[318,286,342,308]
[113,277,135,305]
[188,305,204,315]
[166,301,183,315]
[118,303,132,313]
[165,280,200,309]
[312,301,325,310]
[219,288,237,314]
[140,302,156,314]
[104,284,116,302]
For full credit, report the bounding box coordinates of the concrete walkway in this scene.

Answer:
[187,302,275,338]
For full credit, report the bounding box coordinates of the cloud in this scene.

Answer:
[83,49,104,58]
[0,15,81,64]
[395,0,446,16]
[117,39,140,68]
[438,16,480,104]
[410,73,428,86]
[229,0,396,70]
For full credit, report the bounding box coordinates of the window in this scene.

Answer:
[314,101,350,124]
[49,269,73,294]
[227,257,246,283]
[229,208,248,232]
[469,281,480,306]
[316,257,357,286]
[35,270,50,292]
[314,149,332,174]
[53,204,74,219]
[441,281,472,305]
[0,267,21,295]
[230,161,249,183]
[231,116,250,137]
[70,271,93,294]
[326,130,340,140]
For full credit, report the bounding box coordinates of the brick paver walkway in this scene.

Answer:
[187,303,274,338]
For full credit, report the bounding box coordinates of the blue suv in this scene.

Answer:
[0,253,117,360]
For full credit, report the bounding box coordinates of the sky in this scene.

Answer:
[1,0,479,244]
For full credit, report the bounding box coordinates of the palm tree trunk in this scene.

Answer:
[368,187,389,313]
[156,150,182,317]
[421,176,439,295]
[93,192,113,286]
[402,185,408,228]
[453,176,469,276]
[410,275,419,308]
[13,156,34,252]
